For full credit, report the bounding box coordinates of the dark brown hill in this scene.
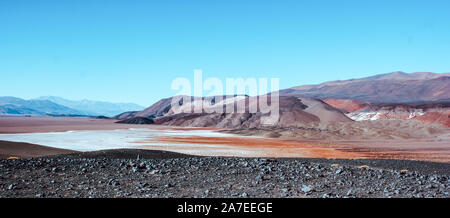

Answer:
[118,95,351,128]
[116,117,154,124]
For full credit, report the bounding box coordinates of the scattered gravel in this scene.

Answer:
[0,149,448,198]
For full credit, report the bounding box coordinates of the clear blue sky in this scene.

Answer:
[1,0,449,106]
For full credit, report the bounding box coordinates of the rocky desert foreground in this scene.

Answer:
[1,149,448,198]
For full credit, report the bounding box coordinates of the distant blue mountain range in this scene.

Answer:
[0,96,144,117]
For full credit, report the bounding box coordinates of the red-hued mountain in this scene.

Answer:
[280,72,450,103]
[413,111,450,128]
[326,99,450,128]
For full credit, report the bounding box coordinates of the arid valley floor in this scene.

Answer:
[0,116,449,198]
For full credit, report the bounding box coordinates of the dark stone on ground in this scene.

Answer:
[0,149,448,198]
[116,117,154,124]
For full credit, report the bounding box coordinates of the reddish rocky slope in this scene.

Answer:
[280,72,450,103]
[325,99,450,128]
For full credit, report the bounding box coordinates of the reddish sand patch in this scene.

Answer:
[0,116,167,133]
[156,136,450,163]
[156,136,366,160]
[0,140,77,158]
